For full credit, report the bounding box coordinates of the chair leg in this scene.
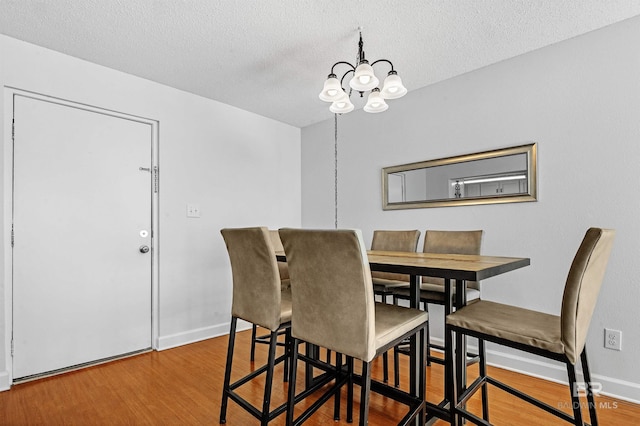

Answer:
[581,349,598,426]
[418,326,426,426]
[566,362,585,426]
[424,302,431,366]
[478,338,489,422]
[286,338,300,426]
[392,292,402,388]
[347,356,354,423]
[359,361,371,426]
[383,352,390,384]
[393,344,400,388]
[220,317,238,424]
[283,328,291,383]
[334,352,343,420]
[260,330,279,425]
[250,324,257,361]
[445,324,457,426]
[382,294,390,383]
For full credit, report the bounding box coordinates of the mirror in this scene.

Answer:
[382,143,537,209]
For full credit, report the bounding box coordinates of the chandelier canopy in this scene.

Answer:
[319,29,407,114]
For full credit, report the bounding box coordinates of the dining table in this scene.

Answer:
[367,250,530,424]
[276,248,530,425]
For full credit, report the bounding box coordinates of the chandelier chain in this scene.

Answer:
[334,113,338,229]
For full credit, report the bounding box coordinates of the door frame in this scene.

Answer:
[3,87,160,386]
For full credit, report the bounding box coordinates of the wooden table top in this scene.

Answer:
[277,249,530,282]
[367,250,530,282]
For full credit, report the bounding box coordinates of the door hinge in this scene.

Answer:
[11,339,14,357]
[153,166,159,194]
[11,226,14,248]
[12,119,15,141]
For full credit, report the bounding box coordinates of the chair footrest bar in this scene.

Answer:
[292,375,348,426]
[456,376,486,406]
[254,329,289,346]
[427,356,445,365]
[485,376,576,423]
[425,401,450,422]
[226,388,291,422]
[228,352,288,390]
[298,352,339,374]
[397,401,425,426]
[456,406,491,426]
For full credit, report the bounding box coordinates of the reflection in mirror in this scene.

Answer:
[382,143,537,209]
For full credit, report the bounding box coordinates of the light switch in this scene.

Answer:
[187,203,201,218]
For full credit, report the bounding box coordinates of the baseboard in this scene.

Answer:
[0,370,10,391]
[430,337,640,404]
[156,320,252,351]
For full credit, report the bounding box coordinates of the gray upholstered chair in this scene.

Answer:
[392,230,483,383]
[370,229,421,384]
[219,227,292,424]
[280,228,428,426]
[446,227,615,426]
[250,230,291,361]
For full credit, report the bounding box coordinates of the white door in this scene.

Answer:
[12,95,153,380]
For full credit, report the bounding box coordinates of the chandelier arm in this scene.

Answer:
[339,69,355,88]
[330,61,356,75]
[370,59,395,72]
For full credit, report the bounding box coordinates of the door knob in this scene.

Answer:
[139,245,150,254]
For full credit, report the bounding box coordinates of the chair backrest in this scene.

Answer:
[423,230,483,289]
[269,229,290,281]
[370,230,421,282]
[561,228,615,364]
[220,227,283,331]
[279,228,377,362]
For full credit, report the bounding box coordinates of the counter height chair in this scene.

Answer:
[250,230,291,362]
[370,230,421,383]
[371,230,421,302]
[446,227,615,426]
[392,230,483,384]
[280,228,428,426]
[220,227,292,425]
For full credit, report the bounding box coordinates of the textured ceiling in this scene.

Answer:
[1,1,640,128]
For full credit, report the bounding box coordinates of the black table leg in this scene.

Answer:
[454,279,467,425]
[409,274,421,426]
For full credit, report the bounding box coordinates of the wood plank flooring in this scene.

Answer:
[0,329,637,425]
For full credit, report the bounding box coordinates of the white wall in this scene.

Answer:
[0,35,301,388]
[302,16,640,402]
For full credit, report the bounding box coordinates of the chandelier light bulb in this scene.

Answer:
[319,74,344,102]
[380,71,407,99]
[349,61,379,92]
[363,88,388,113]
[329,90,354,114]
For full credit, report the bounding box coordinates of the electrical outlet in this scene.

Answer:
[604,328,622,351]
[186,203,201,218]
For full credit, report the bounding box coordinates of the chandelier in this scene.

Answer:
[319,29,407,114]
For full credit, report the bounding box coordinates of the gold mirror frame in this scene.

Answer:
[382,143,537,210]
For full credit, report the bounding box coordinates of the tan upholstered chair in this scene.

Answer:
[370,229,421,384]
[250,230,291,361]
[219,227,292,424]
[269,229,291,290]
[371,230,421,301]
[392,230,483,383]
[279,228,428,426]
[446,227,615,426]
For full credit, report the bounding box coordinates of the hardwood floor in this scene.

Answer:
[0,329,637,425]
